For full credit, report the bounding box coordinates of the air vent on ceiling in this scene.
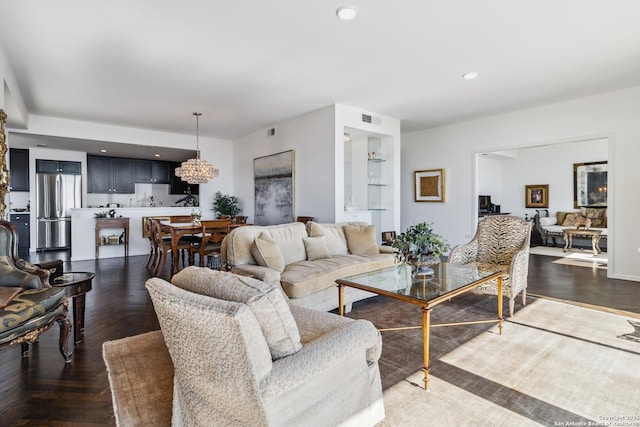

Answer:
[361,114,381,125]
[267,127,276,137]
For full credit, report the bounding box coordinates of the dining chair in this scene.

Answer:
[144,218,157,270]
[189,219,232,267]
[151,219,192,276]
[296,216,314,224]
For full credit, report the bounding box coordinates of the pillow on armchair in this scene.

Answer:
[171,266,301,359]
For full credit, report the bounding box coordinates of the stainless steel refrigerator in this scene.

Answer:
[36,173,82,250]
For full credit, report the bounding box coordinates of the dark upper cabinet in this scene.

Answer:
[9,148,29,191]
[135,160,171,184]
[169,161,199,195]
[10,213,30,256]
[153,161,172,184]
[36,159,81,174]
[87,156,135,194]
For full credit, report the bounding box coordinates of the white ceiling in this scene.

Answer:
[2,0,640,152]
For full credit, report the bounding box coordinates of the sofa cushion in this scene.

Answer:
[303,236,331,261]
[306,222,349,256]
[580,207,607,227]
[343,225,379,256]
[223,222,308,267]
[251,232,286,273]
[280,254,395,299]
[171,267,302,359]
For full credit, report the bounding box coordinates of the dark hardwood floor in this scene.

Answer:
[0,250,638,426]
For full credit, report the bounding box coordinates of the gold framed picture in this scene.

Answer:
[414,169,445,202]
[525,184,549,208]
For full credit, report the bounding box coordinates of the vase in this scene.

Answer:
[407,254,440,276]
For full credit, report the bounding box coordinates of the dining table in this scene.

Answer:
[159,221,251,275]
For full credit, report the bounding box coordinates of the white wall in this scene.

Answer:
[402,85,640,281]
[233,105,335,223]
[498,139,608,218]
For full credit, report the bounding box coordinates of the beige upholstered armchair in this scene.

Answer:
[448,215,532,317]
[104,267,385,426]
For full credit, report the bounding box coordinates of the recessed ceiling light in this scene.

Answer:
[462,72,478,80]
[336,6,357,20]
[100,149,107,153]
[154,153,161,157]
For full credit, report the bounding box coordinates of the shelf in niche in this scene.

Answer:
[368,158,385,162]
[368,183,386,187]
[368,208,387,211]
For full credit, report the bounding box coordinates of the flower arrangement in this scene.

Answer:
[391,222,450,264]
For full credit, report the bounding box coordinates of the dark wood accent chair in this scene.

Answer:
[189,219,232,267]
[381,231,396,246]
[0,220,72,362]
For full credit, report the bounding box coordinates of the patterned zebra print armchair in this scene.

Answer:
[448,215,532,317]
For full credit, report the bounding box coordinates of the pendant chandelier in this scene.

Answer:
[175,112,220,184]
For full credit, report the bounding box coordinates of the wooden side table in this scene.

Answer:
[563,228,602,256]
[95,217,130,259]
[52,272,95,346]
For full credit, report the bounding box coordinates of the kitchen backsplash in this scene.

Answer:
[7,183,200,212]
[87,183,199,208]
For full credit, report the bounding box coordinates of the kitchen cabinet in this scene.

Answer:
[87,156,135,194]
[10,213,30,256]
[36,159,81,174]
[135,160,171,184]
[9,148,29,191]
[169,162,199,195]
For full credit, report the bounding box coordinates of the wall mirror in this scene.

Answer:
[573,161,607,208]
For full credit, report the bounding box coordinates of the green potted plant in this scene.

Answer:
[392,222,450,273]
[212,191,240,220]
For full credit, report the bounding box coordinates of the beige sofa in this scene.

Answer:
[221,221,396,312]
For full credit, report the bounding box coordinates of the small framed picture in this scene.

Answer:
[414,169,445,202]
[525,184,549,208]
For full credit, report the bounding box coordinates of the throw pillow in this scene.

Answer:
[171,266,302,359]
[250,232,286,273]
[303,236,331,261]
[306,222,349,255]
[343,225,379,256]
[561,213,578,227]
[539,217,557,227]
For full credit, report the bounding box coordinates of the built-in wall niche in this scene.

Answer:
[343,127,396,241]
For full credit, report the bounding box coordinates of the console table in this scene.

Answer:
[95,217,130,259]
[563,228,602,256]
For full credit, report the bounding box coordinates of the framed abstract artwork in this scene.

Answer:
[254,150,295,225]
[525,184,549,208]
[414,169,445,202]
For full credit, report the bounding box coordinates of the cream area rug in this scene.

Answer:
[530,246,608,269]
[378,298,640,426]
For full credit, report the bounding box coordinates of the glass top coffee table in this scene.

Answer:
[336,262,505,390]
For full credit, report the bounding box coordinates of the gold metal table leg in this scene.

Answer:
[338,284,345,316]
[497,276,503,335]
[422,307,431,390]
